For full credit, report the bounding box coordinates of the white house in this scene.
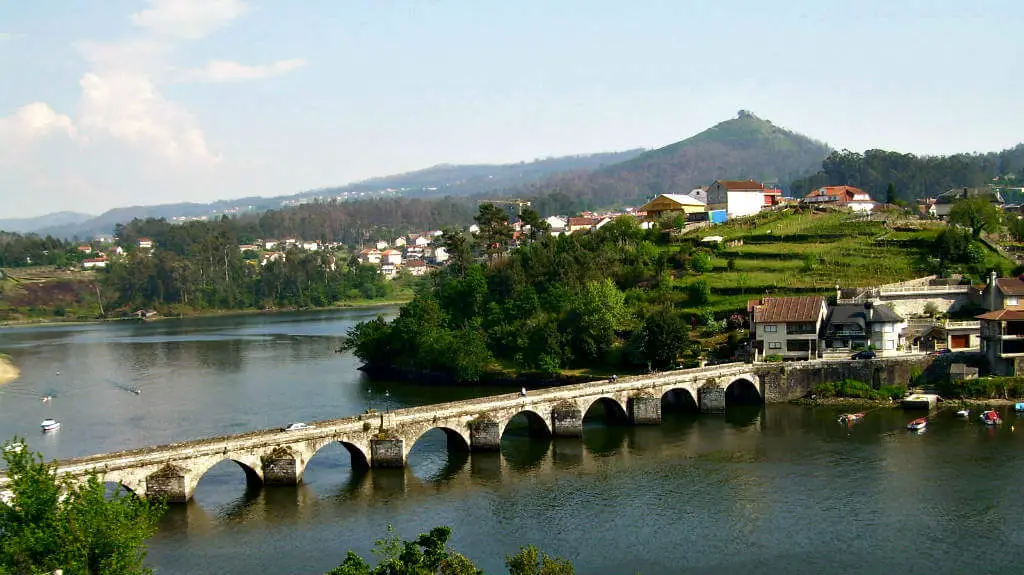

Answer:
[381,249,403,266]
[706,180,766,218]
[545,216,567,235]
[468,225,480,234]
[379,263,397,280]
[823,302,907,355]
[375,240,389,251]
[138,238,154,250]
[394,237,407,247]
[405,260,428,276]
[750,295,828,360]
[82,257,107,269]
[413,235,431,247]
[301,241,320,251]
[260,252,285,266]
[359,248,382,264]
[264,240,278,250]
[430,246,449,264]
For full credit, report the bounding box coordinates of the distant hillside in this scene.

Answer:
[27,151,645,239]
[0,212,93,234]
[524,111,831,215]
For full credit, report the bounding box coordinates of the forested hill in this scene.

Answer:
[522,111,831,215]
[790,146,1024,203]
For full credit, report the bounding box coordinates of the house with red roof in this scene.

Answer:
[802,186,877,212]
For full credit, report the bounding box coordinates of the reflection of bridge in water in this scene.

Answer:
[2,363,767,503]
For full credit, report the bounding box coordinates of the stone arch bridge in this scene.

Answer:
[1,364,767,503]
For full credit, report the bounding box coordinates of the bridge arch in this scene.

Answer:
[309,440,371,470]
[582,396,628,424]
[660,387,698,412]
[500,409,551,438]
[190,456,264,493]
[408,426,471,453]
[724,375,762,406]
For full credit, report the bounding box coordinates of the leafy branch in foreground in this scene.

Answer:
[0,437,165,575]
[327,525,574,575]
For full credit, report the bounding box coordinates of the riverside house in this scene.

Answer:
[749,296,828,360]
[822,302,906,356]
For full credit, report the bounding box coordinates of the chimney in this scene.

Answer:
[864,301,874,322]
[990,270,999,311]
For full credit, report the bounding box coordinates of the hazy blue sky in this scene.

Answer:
[2,0,1022,218]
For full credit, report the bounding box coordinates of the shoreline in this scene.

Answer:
[794,396,1022,408]
[0,299,409,330]
[0,354,19,385]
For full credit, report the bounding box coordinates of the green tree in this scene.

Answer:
[327,525,481,575]
[519,208,550,241]
[948,196,1001,237]
[689,251,713,273]
[474,204,513,261]
[562,278,629,363]
[0,438,165,575]
[442,228,474,278]
[686,279,710,305]
[628,308,689,369]
[885,182,896,205]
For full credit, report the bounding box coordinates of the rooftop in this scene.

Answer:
[977,307,1024,321]
[751,296,825,323]
[715,179,764,191]
[995,276,1024,296]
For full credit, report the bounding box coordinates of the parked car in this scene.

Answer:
[928,348,951,356]
[282,422,314,432]
[851,350,876,360]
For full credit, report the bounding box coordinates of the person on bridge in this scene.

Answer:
[521,386,527,397]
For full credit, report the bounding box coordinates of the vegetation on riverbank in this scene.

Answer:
[1,439,165,575]
[345,207,1012,382]
[811,379,908,401]
[327,525,573,575]
[937,376,1024,400]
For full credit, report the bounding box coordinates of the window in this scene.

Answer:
[768,342,782,349]
[885,340,895,350]
[786,340,811,352]
[787,322,817,335]
[1008,296,1019,306]
[764,324,778,333]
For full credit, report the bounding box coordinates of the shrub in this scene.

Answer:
[922,302,939,318]
[764,354,783,363]
[878,385,907,400]
[726,257,736,271]
[690,251,713,273]
[837,379,877,399]
[812,381,838,397]
[687,280,711,305]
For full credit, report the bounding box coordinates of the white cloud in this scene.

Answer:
[0,102,77,143]
[78,71,218,164]
[179,58,307,83]
[131,0,248,39]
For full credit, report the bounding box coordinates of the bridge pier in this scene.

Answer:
[699,388,726,413]
[628,395,661,425]
[469,419,502,451]
[370,438,406,468]
[146,464,193,503]
[551,403,583,437]
[262,447,304,485]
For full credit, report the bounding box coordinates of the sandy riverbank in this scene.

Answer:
[0,354,19,385]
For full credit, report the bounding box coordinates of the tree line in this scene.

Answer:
[0,232,85,268]
[790,146,1024,203]
[100,217,399,314]
[343,208,703,382]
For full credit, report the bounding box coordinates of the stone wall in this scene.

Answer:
[757,355,936,400]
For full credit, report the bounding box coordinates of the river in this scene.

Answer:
[0,309,1022,574]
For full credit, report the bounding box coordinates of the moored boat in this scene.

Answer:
[956,409,970,418]
[980,410,1001,426]
[906,417,927,431]
[1015,402,1024,413]
[839,412,866,424]
[40,419,60,432]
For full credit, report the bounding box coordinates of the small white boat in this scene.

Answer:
[41,395,53,403]
[40,419,61,432]
[956,409,969,418]
[907,417,927,431]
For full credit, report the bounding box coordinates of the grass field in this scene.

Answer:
[672,209,1013,314]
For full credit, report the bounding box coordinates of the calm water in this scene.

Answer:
[1,309,1022,575]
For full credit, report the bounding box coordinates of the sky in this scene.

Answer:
[2,0,1023,219]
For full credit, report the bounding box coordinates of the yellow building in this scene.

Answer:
[639,194,706,220]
